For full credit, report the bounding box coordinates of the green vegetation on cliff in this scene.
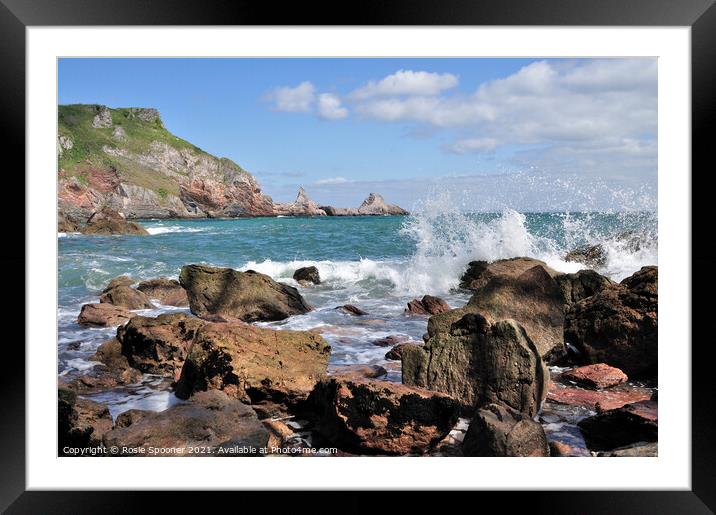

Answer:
[57,104,251,198]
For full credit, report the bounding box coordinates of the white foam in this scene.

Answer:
[240,194,656,295]
[146,225,205,235]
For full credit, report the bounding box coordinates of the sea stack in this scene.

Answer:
[273,187,327,216]
[321,193,408,216]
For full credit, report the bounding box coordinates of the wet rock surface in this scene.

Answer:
[293,265,321,285]
[335,304,368,316]
[564,244,607,267]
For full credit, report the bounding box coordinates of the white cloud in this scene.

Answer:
[350,70,459,99]
[269,81,316,112]
[355,60,656,137]
[317,93,348,120]
[447,138,499,154]
[262,59,657,182]
[353,59,657,176]
[315,176,351,185]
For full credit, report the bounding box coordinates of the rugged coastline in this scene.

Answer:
[58,104,407,223]
[59,246,658,457]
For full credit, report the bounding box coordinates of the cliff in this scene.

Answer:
[57,104,274,219]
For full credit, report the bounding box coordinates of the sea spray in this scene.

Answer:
[397,192,541,294]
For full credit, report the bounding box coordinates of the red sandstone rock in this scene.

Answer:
[560,363,628,390]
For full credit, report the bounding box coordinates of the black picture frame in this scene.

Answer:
[2,0,713,512]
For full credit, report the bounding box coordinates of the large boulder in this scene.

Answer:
[402,313,548,416]
[459,257,558,291]
[462,403,549,457]
[405,295,451,316]
[306,376,460,455]
[175,321,331,406]
[100,284,155,310]
[293,266,321,285]
[464,265,565,357]
[136,278,189,307]
[102,390,269,456]
[179,264,313,322]
[80,207,149,235]
[577,400,658,451]
[564,266,657,378]
[58,386,113,454]
[555,269,614,307]
[77,303,135,327]
[116,313,206,379]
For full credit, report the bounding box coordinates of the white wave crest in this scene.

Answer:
[146,225,205,235]
[240,192,657,294]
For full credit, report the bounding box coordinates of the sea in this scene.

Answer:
[57,201,658,430]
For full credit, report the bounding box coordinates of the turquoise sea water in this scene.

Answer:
[57,209,657,417]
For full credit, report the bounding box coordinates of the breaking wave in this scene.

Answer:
[241,192,657,295]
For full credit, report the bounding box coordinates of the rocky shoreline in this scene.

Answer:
[59,254,658,458]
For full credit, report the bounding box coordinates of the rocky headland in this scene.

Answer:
[58,104,407,228]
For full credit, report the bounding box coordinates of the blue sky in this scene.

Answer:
[58,58,657,211]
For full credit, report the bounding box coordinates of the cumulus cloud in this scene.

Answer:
[351,58,657,177]
[355,59,656,136]
[317,93,348,120]
[350,69,459,99]
[263,59,656,181]
[268,81,316,112]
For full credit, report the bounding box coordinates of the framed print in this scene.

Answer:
[2,0,714,512]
